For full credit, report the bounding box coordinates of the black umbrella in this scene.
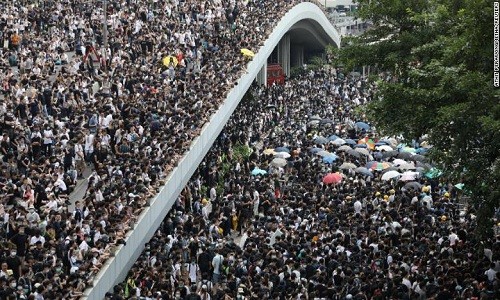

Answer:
[397,152,413,160]
[381,150,399,158]
[346,149,361,158]
[403,181,422,190]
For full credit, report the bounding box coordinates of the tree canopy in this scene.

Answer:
[336,0,499,238]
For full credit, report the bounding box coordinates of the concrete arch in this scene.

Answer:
[81,3,340,299]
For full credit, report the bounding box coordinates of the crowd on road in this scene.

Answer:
[110,67,499,300]
[0,0,324,299]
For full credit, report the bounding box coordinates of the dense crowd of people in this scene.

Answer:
[109,67,499,300]
[0,0,329,299]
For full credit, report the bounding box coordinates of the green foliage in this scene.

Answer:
[340,0,499,240]
[232,144,253,161]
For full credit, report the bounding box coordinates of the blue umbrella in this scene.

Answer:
[355,122,370,130]
[275,147,290,153]
[328,134,340,141]
[309,147,323,154]
[354,144,367,148]
[345,139,357,145]
[416,147,429,154]
[322,155,337,164]
[314,136,329,145]
[251,168,267,176]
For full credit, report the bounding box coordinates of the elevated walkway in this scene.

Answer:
[82,2,340,299]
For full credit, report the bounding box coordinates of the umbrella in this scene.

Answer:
[354,167,374,177]
[354,148,370,156]
[162,56,178,67]
[346,149,361,158]
[398,163,416,171]
[320,118,334,125]
[358,137,375,150]
[376,145,393,152]
[400,171,419,181]
[397,152,414,160]
[309,147,323,154]
[366,161,392,171]
[454,183,465,190]
[415,161,432,169]
[381,166,400,173]
[240,48,255,57]
[331,139,346,146]
[381,170,401,181]
[316,150,332,157]
[345,139,357,145]
[310,115,322,121]
[411,154,427,162]
[425,168,442,179]
[251,168,267,176]
[307,120,320,126]
[322,173,343,184]
[392,159,408,166]
[381,150,399,158]
[355,122,370,130]
[322,155,337,164]
[401,147,417,153]
[339,162,357,170]
[354,144,367,148]
[275,147,290,153]
[270,158,287,167]
[328,135,340,141]
[314,136,329,145]
[403,181,423,190]
[263,148,276,155]
[274,152,291,159]
[337,145,352,152]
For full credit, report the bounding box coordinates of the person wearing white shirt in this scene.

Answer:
[42,125,54,156]
[354,199,362,214]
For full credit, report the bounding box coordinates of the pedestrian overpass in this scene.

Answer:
[82,2,340,299]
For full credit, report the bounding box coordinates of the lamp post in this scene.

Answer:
[102,0,108,72]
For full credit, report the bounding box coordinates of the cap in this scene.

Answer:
[441,215,447,221]
[34,283,42,288]
[375,192,381,196]
[389,189,395,194]
[444,192,450,198]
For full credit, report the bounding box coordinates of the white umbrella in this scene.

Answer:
[270,158,287,167]
[399,163,416,170]
[381,170,401,181]
[392,159,408,166]
[337,145,352,152]
[354,148,370,156]
[339,162,357,170]
[331,138,346,146]
[376,145,393,151]
[400,171,419,181]
[274,152,291,159]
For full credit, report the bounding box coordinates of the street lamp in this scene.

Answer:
[102,0,108,72]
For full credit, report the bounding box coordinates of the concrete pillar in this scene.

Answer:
[278,34,291,77]
[256,60,267,86]
[291,45,304,68]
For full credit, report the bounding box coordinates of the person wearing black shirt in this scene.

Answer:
[4,250,22,279]
[9,226,29,260]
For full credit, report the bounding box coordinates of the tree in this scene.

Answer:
[337,0,500,239]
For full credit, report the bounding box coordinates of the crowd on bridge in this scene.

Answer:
[0,0,328,299]
[108,67,499,300]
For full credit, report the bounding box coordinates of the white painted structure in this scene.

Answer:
[81,3,340,299]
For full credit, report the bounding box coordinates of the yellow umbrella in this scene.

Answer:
[263,148,276,155]
[162,56,178,67]
[240,48,255,58]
